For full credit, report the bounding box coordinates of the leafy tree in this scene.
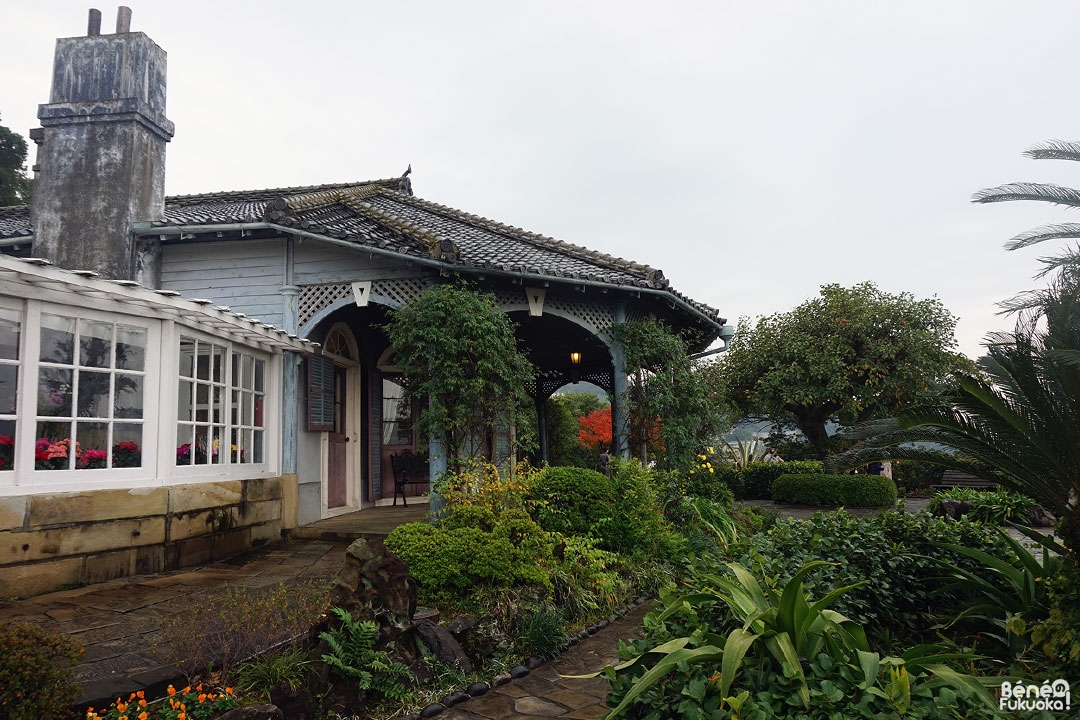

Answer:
[385,282,535,469]
[712,282,963,458]
[578,406,612,450]
[544,395,588,467]
[556,391,607,420]
[617,320,722,472]
[0,117,32,206]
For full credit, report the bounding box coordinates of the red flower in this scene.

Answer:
[839,320,847,325]
[0,435,12,446]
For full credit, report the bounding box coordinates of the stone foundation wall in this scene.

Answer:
[0,475,297,598]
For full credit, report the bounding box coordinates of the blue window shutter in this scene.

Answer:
[307,355,335,432]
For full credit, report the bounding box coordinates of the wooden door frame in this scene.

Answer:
[320,323,361,518]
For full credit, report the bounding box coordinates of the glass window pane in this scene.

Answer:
[0,419,14,472]
[38,367,73,416]
[113,424,142,468]
[35,422,73,470]
[76,422,108,469]
[40,314,75,364]
[115,374,143,419]
[194,425,209,465]
[176,425,193,465]
[232,352,240,387]
[77,370,111,418]
[80,321,113,368]
[254,360,264,392]
[0,365,16,415]
[230,389,239,426]
[241,391,252,426]
[254,393,264,428]
[195,384,209,422]
[178,380,193,422]
[212,346,224,383]
[0,308,20,361]
[241,429,252,463]
[196,343,210,381]
[211,426,223,464]
[212,386,222,423]
[253,430,263,464]
[179,337,195,378]
[115,326,146,371]
[242,355,254,390]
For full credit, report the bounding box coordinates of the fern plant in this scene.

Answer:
[319,607,414,701]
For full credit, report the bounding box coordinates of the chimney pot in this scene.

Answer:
[88,8,101,36]
[116,6,131,33]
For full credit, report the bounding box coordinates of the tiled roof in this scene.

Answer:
[1,178,722,325]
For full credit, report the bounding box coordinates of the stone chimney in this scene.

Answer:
[30,7,174,282]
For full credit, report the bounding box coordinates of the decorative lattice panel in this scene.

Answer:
[497,289,615,338]
[373,278,425,308]
[299,284,351,327]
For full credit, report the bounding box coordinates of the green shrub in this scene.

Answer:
[743,509,1013,635]
[603,460,682,558]
[527,465,615,537]
[518,605,566,659]
[386,520,551,608]
[686,462,739,504]
[1030,562,1080,677]
[893,459,944,492]
[739,459,822,499]
[772,473,898,507]
[0,622,82,720]
[441,503,497,532]
[928,487,1037,525]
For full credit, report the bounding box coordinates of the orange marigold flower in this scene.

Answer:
[182,685,191,694]
[198,693,207,703]
[225,687,234,695]
[136,691,145,699]
[117,702,127,712]
[139,699,147,707]
[129,692,137,700]
[138,713,148,720]
[167,685,176,696]
[178,714,186,720]
[196,683,203,691]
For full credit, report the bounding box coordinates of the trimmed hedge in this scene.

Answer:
[771,473,898,507]
[526,466,616,537]
[740,460,823,499]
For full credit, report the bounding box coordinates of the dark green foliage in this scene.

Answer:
[526,466,616,538]
[320,607,414,701]
[712,282,964,458]
[893,459,944,492]
[771,473,898,507]
[0,120,32,206]
[739,459,822,499]
[928,487,1037,525]
[385,520,550,608]
[686,462,739,504]
[384,283,535,467]
[543,395,590,468]
[233,646,311,702]
[604,558,1000,720]
[616,320,723,473]
[0,622,82,720]
[518,605,566,659]
[1030,561,1080,676]
[605,460,681,558]
[744,509,1012,635]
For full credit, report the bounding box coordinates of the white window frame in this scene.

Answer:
[168,325,280,481]
[3,300,161,492]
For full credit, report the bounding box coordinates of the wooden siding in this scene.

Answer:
[293,242,419,285]
[161,240,286,328]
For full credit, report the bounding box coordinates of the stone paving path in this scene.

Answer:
[0,540,347,707]
[438,602,650,720]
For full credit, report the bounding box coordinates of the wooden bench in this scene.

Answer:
[931,469,998,491]
[389,450,430,506]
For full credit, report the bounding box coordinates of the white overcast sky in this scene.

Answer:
[4,1,1079,359]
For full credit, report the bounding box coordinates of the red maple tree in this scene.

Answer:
[578,406,612,450]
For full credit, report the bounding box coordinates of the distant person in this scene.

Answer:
[598,445,611,476]
[764,448,783,463]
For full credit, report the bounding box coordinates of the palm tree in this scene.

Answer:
[972,139,1080,281]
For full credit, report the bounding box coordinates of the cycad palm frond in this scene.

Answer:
[1005,224,1080,251]
[1023,139,1080,162]
[971,183,1080,208]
